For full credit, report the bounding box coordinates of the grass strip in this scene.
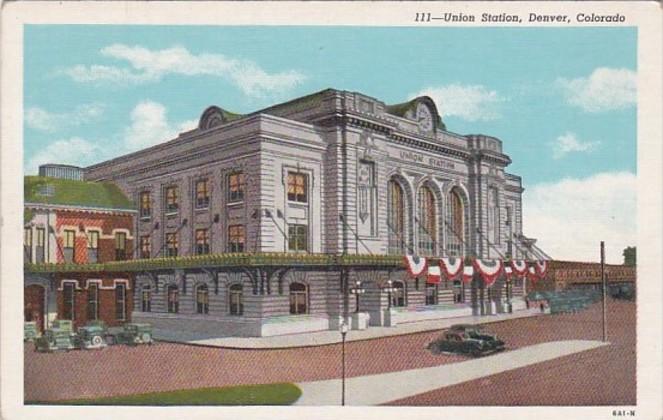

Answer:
[27,382,302,406]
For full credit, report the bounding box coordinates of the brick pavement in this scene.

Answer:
[386,299,636,405]
[24,299,635,404]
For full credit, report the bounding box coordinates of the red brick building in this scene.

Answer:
[24,174,136,330]
[530,260,636,293]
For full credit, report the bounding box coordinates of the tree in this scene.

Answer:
[622,246,636,266]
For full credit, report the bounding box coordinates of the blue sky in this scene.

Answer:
[23,25,637,262]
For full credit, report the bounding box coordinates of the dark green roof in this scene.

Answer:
[215,108,243,122]
[386,97,447,131]
[24,176,134,211]
[385,99,418,118]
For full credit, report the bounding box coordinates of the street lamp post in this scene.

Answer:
[383,279,396,309]
[340,321,348,406]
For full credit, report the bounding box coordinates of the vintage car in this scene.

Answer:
[34,320,77,352]
[107,323,153,346]
[427,324,505,357]
[74,321,108,350]
[24,322,39,342]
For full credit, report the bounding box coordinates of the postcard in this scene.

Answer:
[1,1,661,420]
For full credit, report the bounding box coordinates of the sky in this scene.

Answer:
[23,25,637,263]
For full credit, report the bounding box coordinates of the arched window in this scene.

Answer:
[196,284,209,314]
[391,281,405,307]
[446,188,465,256]
[167,285,179,313]
[229,284,243,316]
[289,282,308,315]
[388,179,405,255]
[418,186,436,256]
[141,285,152,312]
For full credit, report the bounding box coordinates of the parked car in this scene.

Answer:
[427,324,505,357]
[74,321,108,350]
[107,323,153,346]
[24,321,39,342]
[34,320,77,352]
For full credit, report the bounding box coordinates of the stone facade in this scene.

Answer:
[82,89,534,337]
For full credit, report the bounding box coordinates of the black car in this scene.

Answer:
[427,324,505,357]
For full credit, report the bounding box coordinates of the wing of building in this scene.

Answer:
[24,175,136,331]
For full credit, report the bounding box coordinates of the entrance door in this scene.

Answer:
[25,285,45,332]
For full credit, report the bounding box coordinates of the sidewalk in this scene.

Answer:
[294,339,608,405]
[154,307,543,349]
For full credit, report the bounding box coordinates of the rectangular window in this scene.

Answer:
[165,186,179,214]
[195,179,210,209]
[63,229,76,263]
[24,227,32,262]
[196,229,210,255]
[140,191,151,219]
[115,232,127,260]
[87,283,99,320]
[87,231,99,263]
[229,285,243,316]
[167,286,179,313]
[228,172,245,202]
[196,286,209,314]
[228,225,245,253]
[287,172,307,203]
[62,283,75,320]
[115,283,126,321]
[141,287,151,312]
[288,224,308,252]
[140,236,151,259]
[166,233,178,257]
[35,227,45,263]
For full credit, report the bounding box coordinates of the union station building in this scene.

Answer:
[26,89,548,337]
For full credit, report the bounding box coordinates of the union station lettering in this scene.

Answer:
[398,150,455,170]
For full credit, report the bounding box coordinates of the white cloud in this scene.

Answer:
[25,103,105,132]
[557,67,636,112]
[523,172,636,264]
[412,84,504,121]
[551,132,600,159]
[123,101,198,152]
[62,44,306,97]
[27,101,197,174]
[26,137,104,174]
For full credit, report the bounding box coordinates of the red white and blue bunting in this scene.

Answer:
[510,260,529,277]
[427,265,441,284]
[534,260,548,277]
[404,255,427,277]
[473,259,504,287]
[528,265,539,282]
[439,257,464,280]
[402,256,548,286]
[463,266,474,283]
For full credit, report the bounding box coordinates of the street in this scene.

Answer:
[25,299,635,405]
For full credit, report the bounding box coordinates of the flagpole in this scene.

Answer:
[601,241,608,342]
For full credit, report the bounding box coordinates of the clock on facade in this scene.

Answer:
[415,102,434,133]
